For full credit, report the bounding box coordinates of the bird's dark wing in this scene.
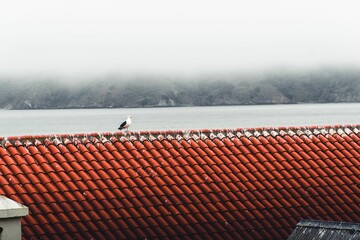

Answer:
[118,121,127,129]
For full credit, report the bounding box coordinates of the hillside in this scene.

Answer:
[1,67,360,109]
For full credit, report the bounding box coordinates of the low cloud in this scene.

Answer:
[1,0,360,78]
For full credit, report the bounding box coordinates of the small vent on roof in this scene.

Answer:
[337,128,345,135]
[313,129,321,135]
[147,135,156,141]
[217,133,226,139]
[191,134,200,141]
[119,136,128,142]
[35,139,45,146]
[4,140,12,148]
[200,133,208,140]
[320,128,328,135]
[110,136,117,142]
[73,138,80,145]
[1,138,8,147]
[157,135,165,141]
[270,130,278,137]
[92,137,100,144]
[305,129,313,137]
[296,130,304,136]
[227,132,235,138]
[236,132,244,138]
[175,135,183,141]
[344,128,353,135]
[253,131,261,137]
[353,127,359,134]
[129,135,137,141]
[53,138,62,145]
[279,130,287,136]
[182,131,191,140]
[211,132,221,140]
[100,137,110,143]
[24,140,32,147]
[139,135,147,142]
[262,130,270,137]
[82,137,91,145]
[14,140,23,147]
[166,135,175,141]
[329,128,336,135]
[288,130,296,136]
[244,131,253,138]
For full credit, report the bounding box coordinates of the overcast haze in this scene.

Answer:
[1,0,360,78]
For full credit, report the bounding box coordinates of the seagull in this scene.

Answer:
[118,115,132,131]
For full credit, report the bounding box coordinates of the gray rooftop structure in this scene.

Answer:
[287,219,360,240]
[0,195,29,240]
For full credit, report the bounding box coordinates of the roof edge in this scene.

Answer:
[297,219,360,231]
[1,124,360,143]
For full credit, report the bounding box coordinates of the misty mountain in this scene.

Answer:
[1,67,360,109]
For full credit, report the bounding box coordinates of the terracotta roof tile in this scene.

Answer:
[0,125,359,239]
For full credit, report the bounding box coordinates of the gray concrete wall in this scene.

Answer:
[0,217,22,240]
[0,196,28,240]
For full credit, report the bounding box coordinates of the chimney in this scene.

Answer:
[0,196,29,240]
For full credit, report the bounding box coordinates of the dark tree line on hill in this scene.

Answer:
[1,67,360,109]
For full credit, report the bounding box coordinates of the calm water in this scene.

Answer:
[1,103,360,137]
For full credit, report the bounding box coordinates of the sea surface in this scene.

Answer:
[1,103,360,137]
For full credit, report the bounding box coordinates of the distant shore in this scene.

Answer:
[2,67,360,110]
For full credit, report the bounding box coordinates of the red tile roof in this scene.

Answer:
[0,125,359,239]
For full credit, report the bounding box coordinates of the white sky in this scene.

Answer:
[1,0,360,77]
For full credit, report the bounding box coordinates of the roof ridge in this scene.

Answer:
[1,124,360,144]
